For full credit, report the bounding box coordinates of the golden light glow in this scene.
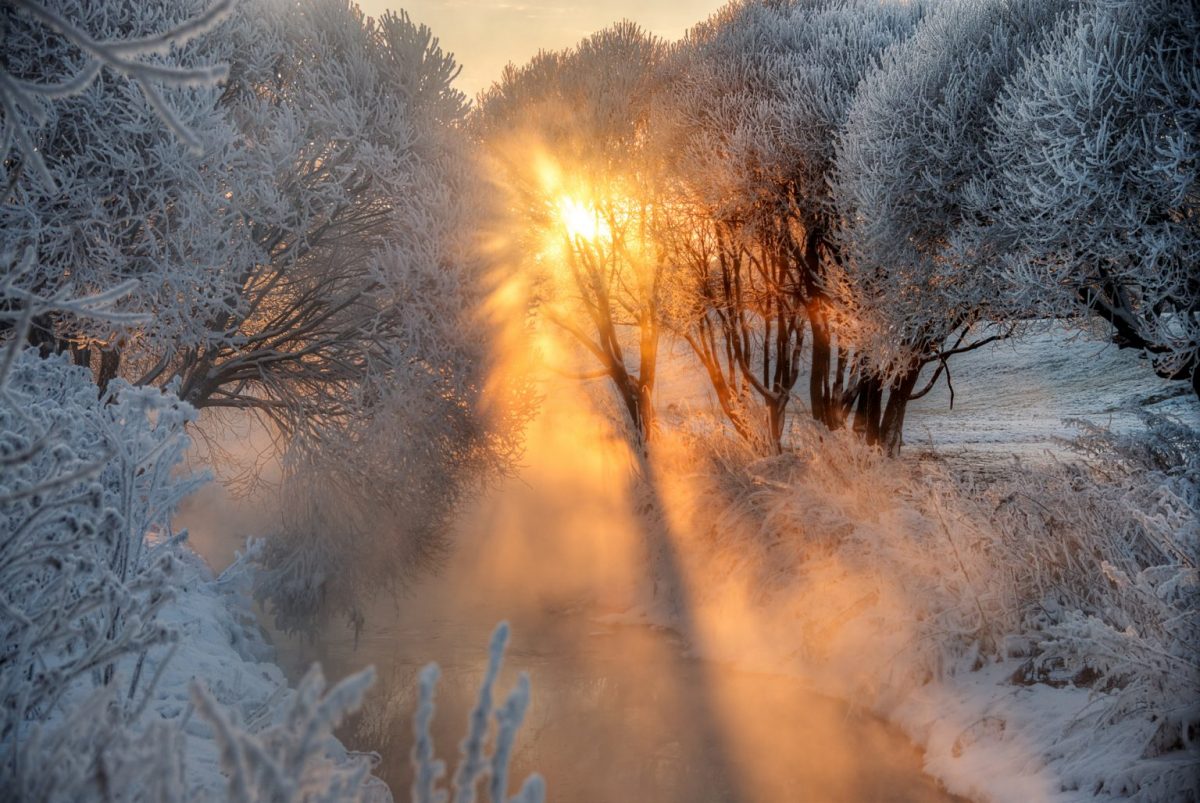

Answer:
[555,195,609,242]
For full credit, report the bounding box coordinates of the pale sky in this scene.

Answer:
[359,0,728,98]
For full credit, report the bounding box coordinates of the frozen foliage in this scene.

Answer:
[0,0,231,183]
[985,0,1200,395]
[1,0,245,374]
[163,0,478,428]
[409,623,545,803]
[191,665,385,803]
[831,0,1075,390]
[0,348,198,797]
[664,410,1198,799]
[0,353,389,803]
[0,349,199,765]
[0,340,385,803]
[5,534,392,803]
[2,4,393,801]
[3,0,529,635]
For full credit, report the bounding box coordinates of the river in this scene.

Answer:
[268,365,968,803]
[273,568,967,803]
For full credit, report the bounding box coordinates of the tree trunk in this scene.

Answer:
[853,374,883,446]
[878,365,923,457]
[96,348,122,396]
[767,394,787,454]
[808,307,832,428]
[27,313,60,358]
[635,379,654,447]
[829,343,849,430]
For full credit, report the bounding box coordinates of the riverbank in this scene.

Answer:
[116,544,389,800]
[623,327,1198,803]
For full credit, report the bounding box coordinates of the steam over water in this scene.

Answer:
[179,323,1195,801]
[267,367,967,802]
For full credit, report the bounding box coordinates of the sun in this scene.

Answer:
[556,195,609,242]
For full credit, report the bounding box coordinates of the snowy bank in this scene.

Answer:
[9,539,392,803]
[150,545,391,800]
[617,407,1198,803]
[0,349,387,801]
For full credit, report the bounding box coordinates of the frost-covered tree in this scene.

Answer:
[651,1,809,450]
[0,0,241,389]
[158,0,482,437]
[984,0,1200,398]
[475,22,668,446]
[210,1,529,633]
[1,7,228,777]
[5,0,529,632]
[653,0,925,450]
[831,0,1074,454]
[5,0,510,450]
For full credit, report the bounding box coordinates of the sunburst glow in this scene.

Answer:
[556,195,609,242]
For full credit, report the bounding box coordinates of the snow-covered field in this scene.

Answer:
[904,322,1198,456]
[651,321,1198,457]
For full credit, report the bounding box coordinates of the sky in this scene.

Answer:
[358,0,728,99]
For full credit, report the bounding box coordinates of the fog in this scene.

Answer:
[182,320,982,801]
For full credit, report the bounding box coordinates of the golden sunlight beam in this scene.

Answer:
[556,195,609,242]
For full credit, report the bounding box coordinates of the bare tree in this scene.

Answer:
[475,22,668,447]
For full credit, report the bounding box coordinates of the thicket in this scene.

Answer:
[665,412,1198,797]
[475,0,1198,456]
[1,0,538,798]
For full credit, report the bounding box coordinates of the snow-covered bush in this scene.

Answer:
[990,416,1199,766]
[191,665,387,803]
[0,348,200,794]
[985,0,1200,397]
[0,349,543,802]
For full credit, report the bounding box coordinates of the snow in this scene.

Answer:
[631,324,1199,803]
[904,322,1199,458]
[102,544,390,800]
[147,548,292,793]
